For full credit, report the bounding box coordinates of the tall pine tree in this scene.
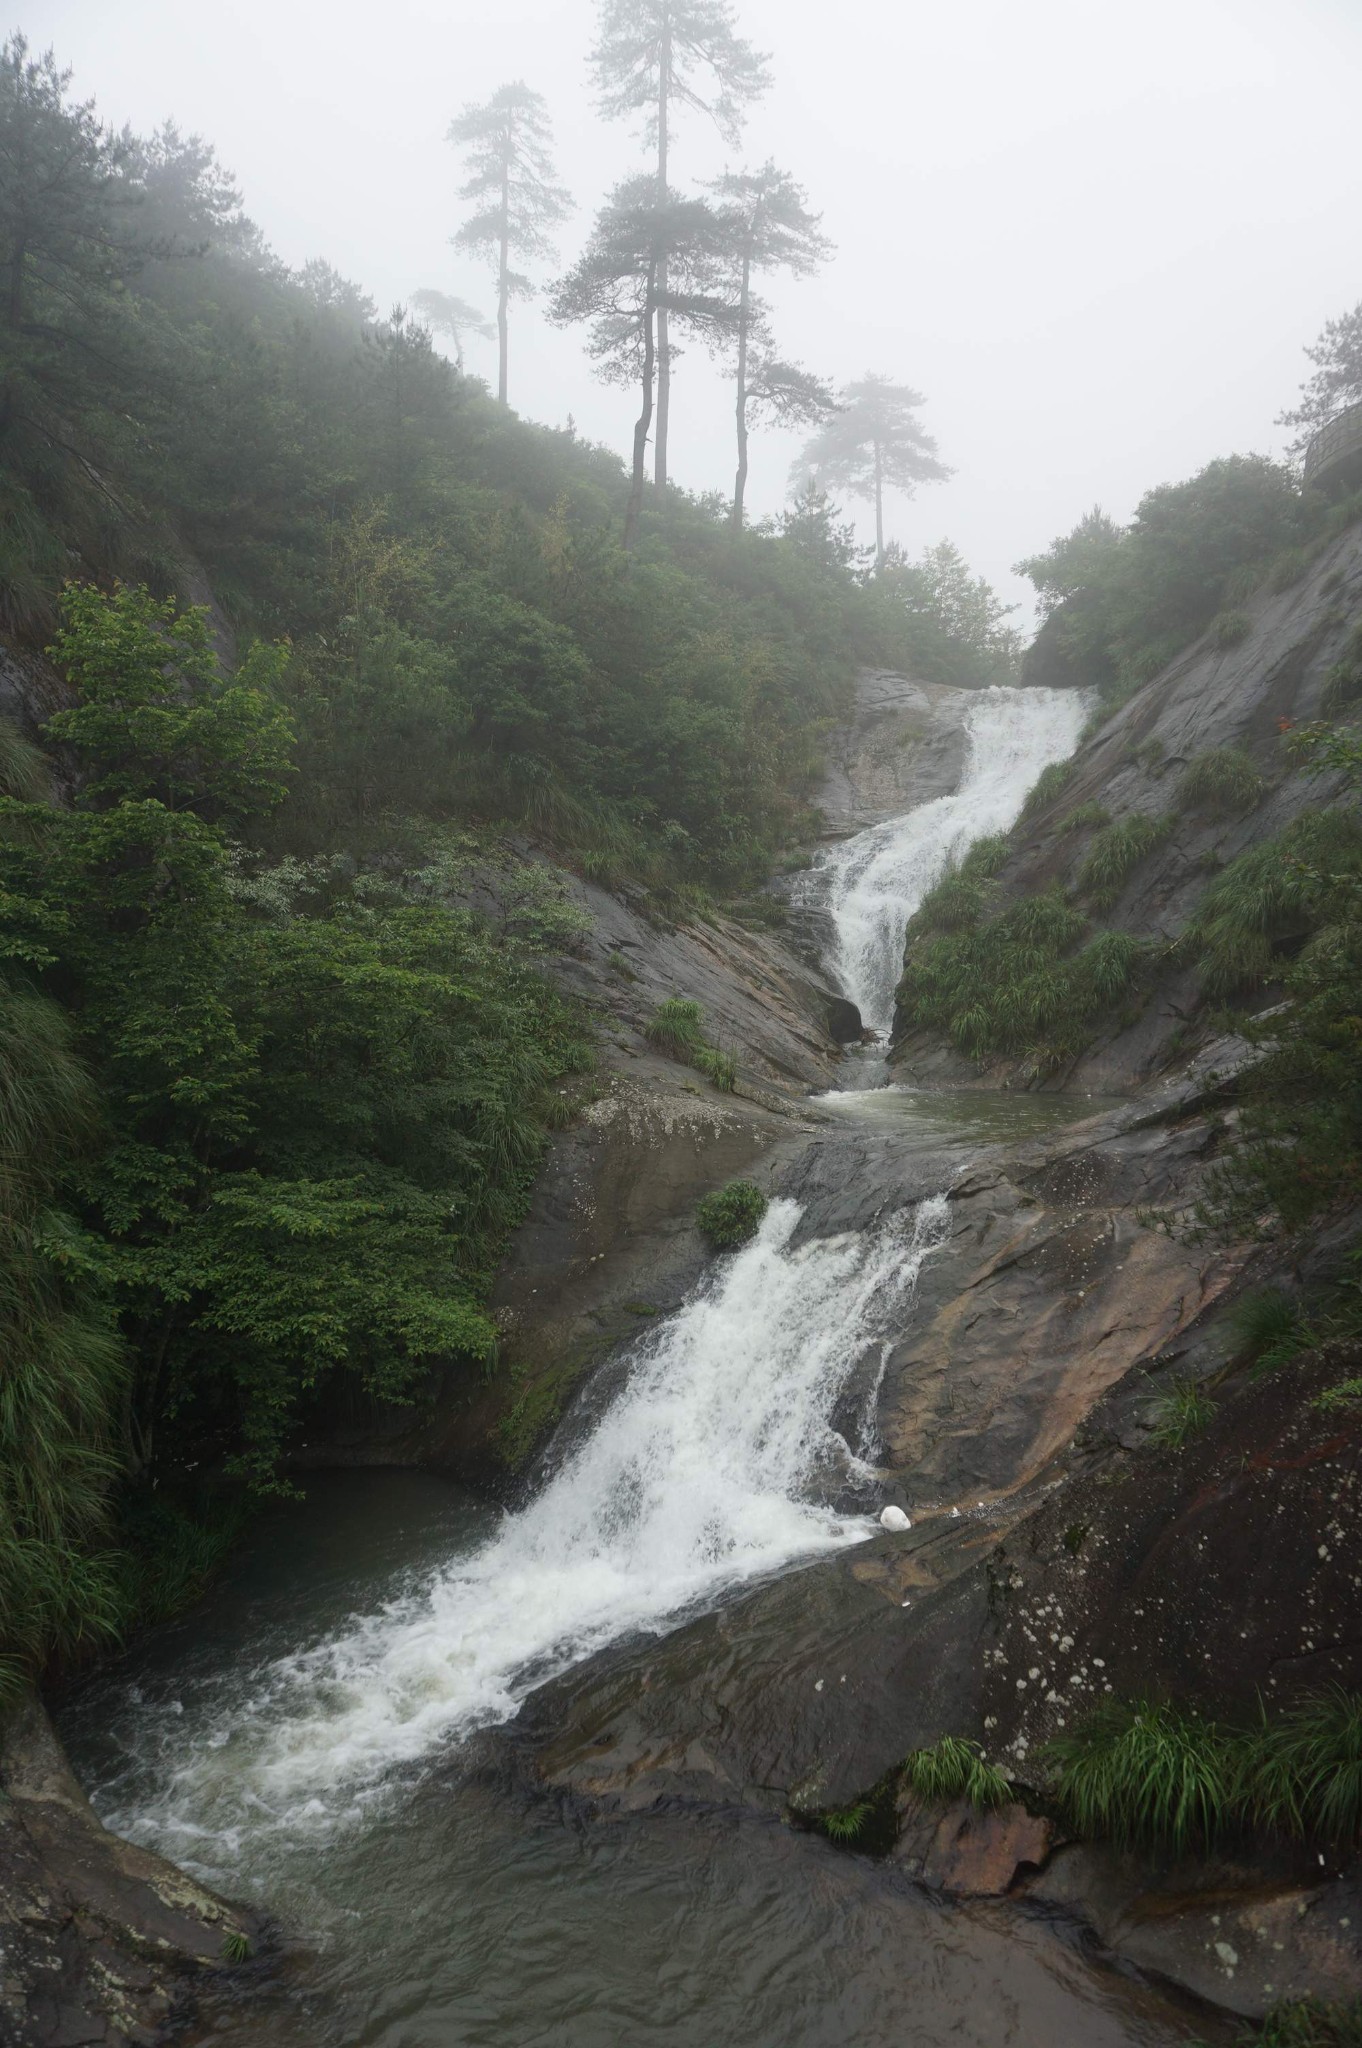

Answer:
[796,374,951,565]
[549,175,735,549]
[447,82,571,408]
[589,0,768,490]
[710,162,833,530]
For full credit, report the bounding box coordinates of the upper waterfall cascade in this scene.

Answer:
[809,685,1088,1033]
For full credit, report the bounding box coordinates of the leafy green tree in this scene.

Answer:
[709,162,833,530]
[1016,459,1303,694]
[1280,300,1362,454]
[549,175,736,548]
[0,721,128,1702]
[447,82,571,407]
[869,539,1021,685]
[409,285,495,370]
[590,0,769,489]
[795,374,950,565]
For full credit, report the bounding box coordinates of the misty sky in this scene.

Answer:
[30,0,1362,620]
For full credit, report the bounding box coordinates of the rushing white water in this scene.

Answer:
[99,1196,948,1871]
[811,684,1087,1032]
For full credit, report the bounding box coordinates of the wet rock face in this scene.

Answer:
[976,1347,1362,1769]
[0,1694,257,2048]
[814,670,974,837]
[893,522,1362,1091]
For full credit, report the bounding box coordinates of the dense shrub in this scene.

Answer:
[1049,1692,1362,1855]
[1176,746,1264,817]
[695,1180,768,1248]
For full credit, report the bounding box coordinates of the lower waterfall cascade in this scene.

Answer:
[87,1197,950,1877]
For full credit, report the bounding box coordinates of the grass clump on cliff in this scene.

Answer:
[1145,1376,1215,1448]
[1229,1288,1310,1373]
[1049,1699,1231,1854]
[901,1735,1012,1809]
[1176,746,1264,817]
[696,1180,768,1249]
[1180,809,1362,998]
[1020,759,1074,821]
[644,998,736,1091]
[898,863,1147,1070]
[1076,812,1171,910]
[1049,1691,1362,1855]
[1232,1999,1362,2048]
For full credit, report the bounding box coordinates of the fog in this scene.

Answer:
[31,0,1362,616]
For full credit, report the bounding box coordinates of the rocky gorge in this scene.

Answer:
[8,548,1362,2046]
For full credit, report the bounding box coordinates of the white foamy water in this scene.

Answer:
[100,1196,948,1870]
[813,685,1087,1031]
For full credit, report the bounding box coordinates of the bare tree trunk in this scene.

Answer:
[654,28,670,490]
[497,154,510,406]
[624,260,657,552]
[731,250,750,531]
[874,439,884,565]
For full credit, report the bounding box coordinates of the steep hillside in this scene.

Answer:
[893,517,1362,1091]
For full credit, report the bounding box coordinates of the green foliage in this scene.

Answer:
[1020,758,1074,820]
[1050,1692,1362,1854]
[1076,812,1170,910]
[0,586,590,1490]
[899,852,1147,1071]
[1321,624,1362,719]
[644,997,735,1090]
[1229,1288,1309,1372]
[1057,800,1109,835]
[220,1929,253,1965]
[1048,1700,1233,1853]
[0,993,128,1700]
[1017,459,1303,708]
[821,1800,873,1842]
[1233,1998,1362,2048]
[900,1735,1012,1809]
[1145,1376,1215,1447]
[862,539,1022,687]
[1181,809,1362,1000]
[695,1179,768,1249]
[1315,1378,1362,1411]
[1211,608,1253,648]
[1176,746,1264,817]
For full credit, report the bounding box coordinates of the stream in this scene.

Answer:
[57,683,1200,2046]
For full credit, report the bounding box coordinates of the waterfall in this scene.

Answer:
[812,685,1087,1032]
[97,1196,949,1870]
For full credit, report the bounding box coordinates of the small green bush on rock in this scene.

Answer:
[696,1180,768,1249]
[900,1735,1012,1809]
[1212,608,1253,649]
[1176,746,1264,817]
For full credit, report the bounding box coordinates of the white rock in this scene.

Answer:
[879,1505,911,1532]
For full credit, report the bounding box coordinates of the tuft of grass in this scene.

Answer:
[1239,1689,1362,1846]
[1181,811,1362,998]
[900,1735,1012,1810]
[821,1800,872,1842]
[1229,1287,1308,1373]
[1057,800,1110,836]
[1020,759,1075,821]
[1077,813,1170,910]
[1048,1699,1231,1854]
[1266,546,1311,594]
[695,1179,767,1249]
[1234,1997,1362,2047]
[1146,1376,1215,1448]
[1052,1692,1362,1858]
[1176,746,1264,818]
[1212,608,1253,649]
[644,997,735,1091]
[220,1929,253,1965]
